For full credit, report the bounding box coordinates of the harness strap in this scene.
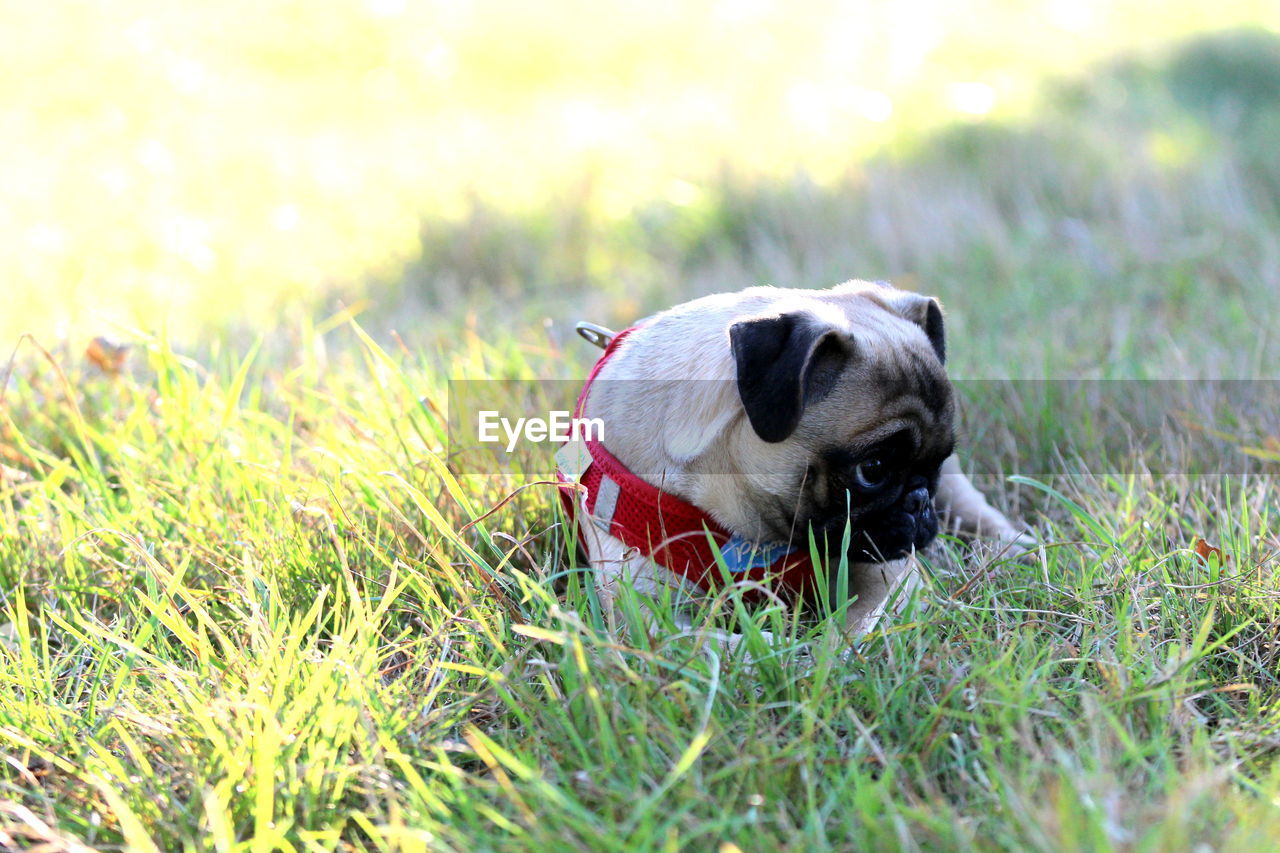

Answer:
[557,325,817,597]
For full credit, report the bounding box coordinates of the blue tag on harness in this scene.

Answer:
[718,536,797,574]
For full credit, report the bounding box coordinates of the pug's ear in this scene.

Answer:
[914,297,946,365]
[882,291,946,364]
[729,313,855,443]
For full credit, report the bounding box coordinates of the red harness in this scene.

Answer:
[556,327,818,598]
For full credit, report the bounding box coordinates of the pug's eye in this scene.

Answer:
[854,457,887,489]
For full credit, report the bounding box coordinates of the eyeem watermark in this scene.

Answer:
[477,410,604,452]
[448,378,1280,475]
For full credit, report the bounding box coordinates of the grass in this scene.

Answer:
[3,332,1280,850]
[4,3,1280,851]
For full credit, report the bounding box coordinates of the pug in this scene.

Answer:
[558,280,1028,650]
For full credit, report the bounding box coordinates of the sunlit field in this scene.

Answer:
[5,0,1279,345]
[4,1,1280,850]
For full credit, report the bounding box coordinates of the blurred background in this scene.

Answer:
[3,0,1279,376]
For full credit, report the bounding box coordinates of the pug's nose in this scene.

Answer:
[903,486,931,516]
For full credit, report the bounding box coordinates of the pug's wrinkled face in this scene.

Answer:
[797,372,955,562]
[729,287,955,563]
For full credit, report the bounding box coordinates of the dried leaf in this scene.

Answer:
[1193,537,1230,565]
[85,336,129,375]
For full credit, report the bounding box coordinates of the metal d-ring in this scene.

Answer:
[575,321,616,350]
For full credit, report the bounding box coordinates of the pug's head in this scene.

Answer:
[727,282,955,562]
